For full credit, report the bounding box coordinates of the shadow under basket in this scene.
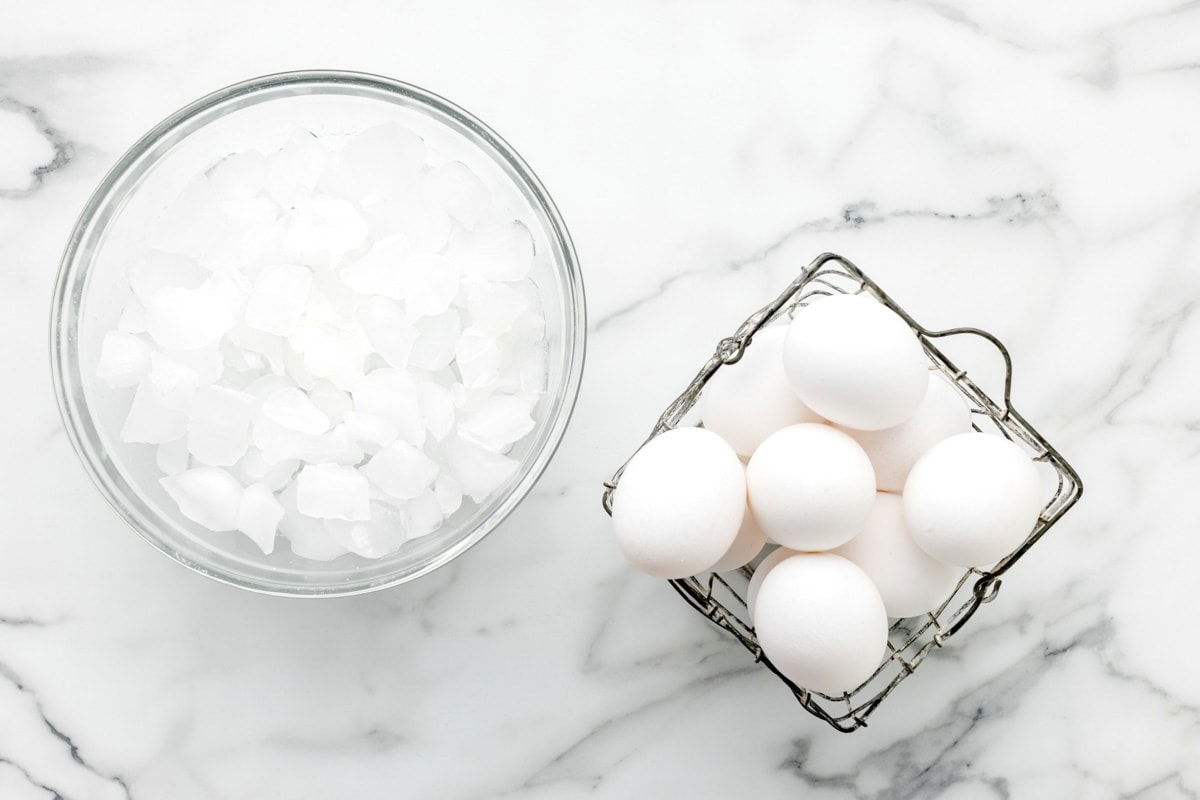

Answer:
[602,252,1083,732]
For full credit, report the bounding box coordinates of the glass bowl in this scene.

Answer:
[50,70,585,596]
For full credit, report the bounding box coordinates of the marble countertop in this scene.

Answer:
[3,1,1199,797]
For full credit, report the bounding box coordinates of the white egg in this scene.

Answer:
[745,545,796,619]
[838,372,973,492]
[754,552,888,695]
[746,423,876,551]
[833,492,961,618]
[783,293,928,430]
[612,427,746,578]
[710,506,768,572]
[700,326,821,457]
[904,432,1043,568]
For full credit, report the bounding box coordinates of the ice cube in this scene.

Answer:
[341,234,410,299]
[217,371,257,393]
[212,265,252,302]
[454,383,503,415]
[96,331,152,388]
[309,263,367,315]
[250,416,296,463]
[244,373,291,400]
[148,175,236,258]
[228,324,286,375]
[199,235,245,273]
[323,501,407,559]
[460,279,531,334]
[156,437,190,475]
[362,440,439,501]
[491,369,520,399]
[289,318,371,390]
[449,435,520,503]
[282,195,368,267]
[282,339,317,389]
[351,368,424,447]
[357,296,417,368]
[262,387,330,435]
[218,196,279,230]
[355,194,399,238]
[433,472,463,517]
[236,447,299,491]
[263,463,300,491]
[207,150,269,200]
[401,254,460,318]
[423,161,490,229]
[145,284,236,351]
[405,491,444,539]
[447,220,533,282]
[241,216,290,269]
[398,198,452,254]
[312,424,367,464]
[409,309,462,371]
[518,343,549,394]
[309,381,353,425]
[160,466,243,531]
[129,251,208,305]
[122,380,188,444]
[361,194,451,254]
[296,287,340,326]
[455,328,504,388]
[147,352,200,412]
[122,352,200,443]
[278,483,349,561]
[341,410,399,453]
[187,385,257,466]
[330,122,426,202]
[416,380,456,440]
[296,463,370,521]
[510,308,547,347]
[265,129,329,209]
[163,345,223,384]
[252,416,364,466]
[235,483,284,554]
[220,338,265,373]
[244,264,313,336]
[117,298,147,334]
[458,393,535,453]
[515,390,542,411]
[450,381,469,409]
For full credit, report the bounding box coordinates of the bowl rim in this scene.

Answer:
[49,69,586,597]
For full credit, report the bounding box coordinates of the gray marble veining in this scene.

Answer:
[2,1,1198,797]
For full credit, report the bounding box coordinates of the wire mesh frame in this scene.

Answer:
[600,252,1084,733]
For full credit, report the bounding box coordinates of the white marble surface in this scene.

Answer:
[2,1,1199,797]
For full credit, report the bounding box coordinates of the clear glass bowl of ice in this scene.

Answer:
[50,71,585,595]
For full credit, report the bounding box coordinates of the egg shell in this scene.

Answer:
[833,492,962,618]
[783,293,929,430]
[903,432,1043,568]
[746,545,796,619]
[754,552,889,695]
[611,427,746,579]
[699,326,821,457]
[746,423,876,551]
[710,505,768,573]
[838,372,973,492]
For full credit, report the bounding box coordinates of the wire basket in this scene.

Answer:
[601,252,1083,732]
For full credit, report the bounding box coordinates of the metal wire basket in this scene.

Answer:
[601,252,1083,732]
